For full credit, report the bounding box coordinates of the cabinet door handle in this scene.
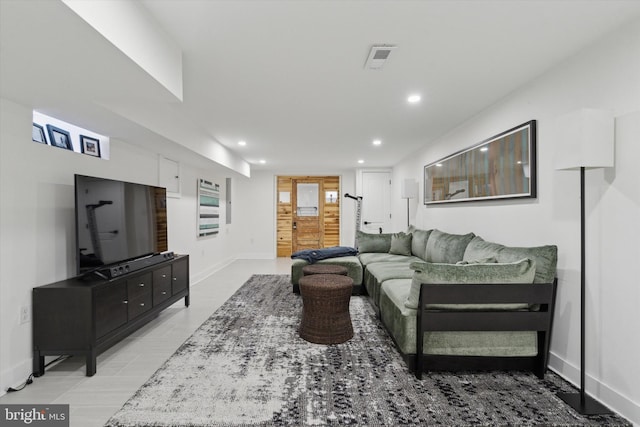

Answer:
[139,303,145,307]
[161,291,167,295]
[162,274,167,278]
[123,300,129,304]
[173,277,177,281]
[139,283,145,287]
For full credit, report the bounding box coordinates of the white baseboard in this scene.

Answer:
[190,257,235,286]
[548,351,640,425]
[237,252,275,260]
[0,357,33,399]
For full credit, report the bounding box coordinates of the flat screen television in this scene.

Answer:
[75,174,168,275]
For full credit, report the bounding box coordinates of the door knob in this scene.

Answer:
[293,221,297,230]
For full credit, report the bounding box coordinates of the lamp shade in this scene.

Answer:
[555,108,614,170]
[401,179,418,199]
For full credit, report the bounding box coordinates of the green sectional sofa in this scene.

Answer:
[290,226,558,378]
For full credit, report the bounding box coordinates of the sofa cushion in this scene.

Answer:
[425,229,475,263]
[364,262,415,307]
[409,228,432,260]
[356,231,392,253]
[358,253,422,266]
[462,236,504,260]
[456,257,497,265]
[378,279,417,354]
[404,258,536,310]
[463,236,557,284]
[389,232,412,256]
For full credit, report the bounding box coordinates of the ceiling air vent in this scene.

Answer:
[364,45,397,70]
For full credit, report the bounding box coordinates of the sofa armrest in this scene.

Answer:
[415,278,558,379]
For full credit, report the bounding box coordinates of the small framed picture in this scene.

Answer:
[80,135,101,157]
[32,123,47,144]
[46,125,73,151]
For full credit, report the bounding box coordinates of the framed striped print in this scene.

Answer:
[424,120,536,204]
[198,178,220,237]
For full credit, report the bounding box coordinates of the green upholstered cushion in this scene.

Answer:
[358,253,422,266]
[389,232,413,256]
[456,257,497,265]
[356,231,392,253]
[378,279,536,356]
[463,236,557,284]
[378,279,417,353]
[363,262,415,307]
[290,256,363,286]
[462,236,504,260]
[410,228,432,260]
[404,258,536,310]
[425,229,475,264]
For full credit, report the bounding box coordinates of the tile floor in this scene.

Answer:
[0,258,293,427]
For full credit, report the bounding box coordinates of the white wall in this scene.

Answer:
[233,170,357,259]
[393,20,640,423]
[0,97,242,393]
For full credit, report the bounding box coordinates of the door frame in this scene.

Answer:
[276,175,341,257]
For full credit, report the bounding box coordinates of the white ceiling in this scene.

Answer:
[2,1,640,174]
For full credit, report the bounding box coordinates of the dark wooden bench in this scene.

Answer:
[415,278,557,379]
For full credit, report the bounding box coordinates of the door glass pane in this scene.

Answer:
[297,183,318,216]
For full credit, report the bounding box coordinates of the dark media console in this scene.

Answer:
[32,255,189,377]
[99,251,175,279]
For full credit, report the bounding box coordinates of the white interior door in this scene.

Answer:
[361,171,392,234]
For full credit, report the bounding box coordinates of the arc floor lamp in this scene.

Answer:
[555,108,614,415]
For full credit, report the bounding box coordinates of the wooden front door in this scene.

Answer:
[292,178,323,252]
[277,176,340,257]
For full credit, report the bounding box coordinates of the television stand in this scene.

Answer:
[32,255,189,377]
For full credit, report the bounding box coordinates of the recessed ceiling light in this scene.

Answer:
[372,139,382,146]
[407,94,421,103]
[259,159,266,164]
[238,140,246,146]
[358,159,364,164]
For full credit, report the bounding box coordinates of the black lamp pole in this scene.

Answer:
[557,167,611,415]
[406,197,410,228]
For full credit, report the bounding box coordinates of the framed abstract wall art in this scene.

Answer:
[198,178,220,237]
[424,120,536,204]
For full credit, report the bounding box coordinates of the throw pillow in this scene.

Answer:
[356,231,392,253]
[389,232,413,256]
[404,258,536,310]
[425,229,475,264]
[464,236,558,284]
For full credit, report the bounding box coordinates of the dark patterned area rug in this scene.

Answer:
[106,274,629,426]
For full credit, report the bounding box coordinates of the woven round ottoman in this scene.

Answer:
[298,274,354,345]
[302,264,348,277]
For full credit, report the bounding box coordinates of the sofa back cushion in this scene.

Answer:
[404,258,536,310]
[463,236,557,284]
[425,229,475,264]
[409,228,432,260]
[356,231,392,253]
